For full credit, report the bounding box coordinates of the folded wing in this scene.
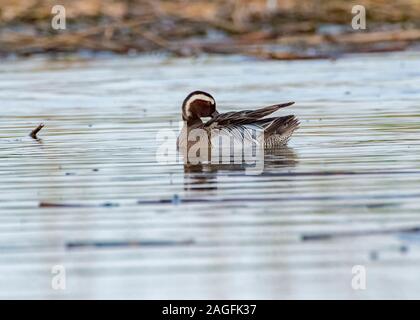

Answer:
[204,102,295,127]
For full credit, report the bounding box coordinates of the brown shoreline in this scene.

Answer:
[1,0,420,59]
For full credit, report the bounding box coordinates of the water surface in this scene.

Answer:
[0,52,420,298]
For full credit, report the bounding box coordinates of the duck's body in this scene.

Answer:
[177,91,299,151]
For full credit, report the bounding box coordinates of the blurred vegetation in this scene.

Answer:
[1,0,420,58]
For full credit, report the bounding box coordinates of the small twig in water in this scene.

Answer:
[30,123,44,139]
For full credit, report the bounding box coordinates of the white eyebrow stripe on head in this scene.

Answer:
[185,94,215,107]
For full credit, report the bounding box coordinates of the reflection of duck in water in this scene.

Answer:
[177,91,300,155]
[182,147,299,192]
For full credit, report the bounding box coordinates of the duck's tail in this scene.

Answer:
[262,115,300,147]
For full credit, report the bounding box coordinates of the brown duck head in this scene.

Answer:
[182,91,218,124]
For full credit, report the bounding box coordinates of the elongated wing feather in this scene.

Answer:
[204,102,295,127]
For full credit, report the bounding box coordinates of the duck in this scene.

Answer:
[177,91,299,152]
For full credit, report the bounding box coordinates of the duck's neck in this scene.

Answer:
[185,117,203,127]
